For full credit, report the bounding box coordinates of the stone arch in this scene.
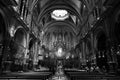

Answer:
[95,30,109,71]
[13,28,27,66]
[14,28,27,48]
[109,4,120,45]
[96,31,107,51]
[94,27,107,51]
[29,38,35,50]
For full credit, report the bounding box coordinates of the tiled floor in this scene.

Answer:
[0,71,120,80]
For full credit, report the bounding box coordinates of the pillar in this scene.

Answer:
[33,41,38,70]
[91,33,96,65]
[93,35,97,65]
[82,41,86,65]
[23,33,29,71]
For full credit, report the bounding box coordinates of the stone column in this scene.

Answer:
[23,33,29,71]
[33,42,38,70]
[82,41,86,65]
[94,36,98,67]
[91,33,96,65]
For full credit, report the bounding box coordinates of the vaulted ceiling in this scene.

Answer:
[30,0,108,33]
[11,0,114,51]
[29,0,109,51]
